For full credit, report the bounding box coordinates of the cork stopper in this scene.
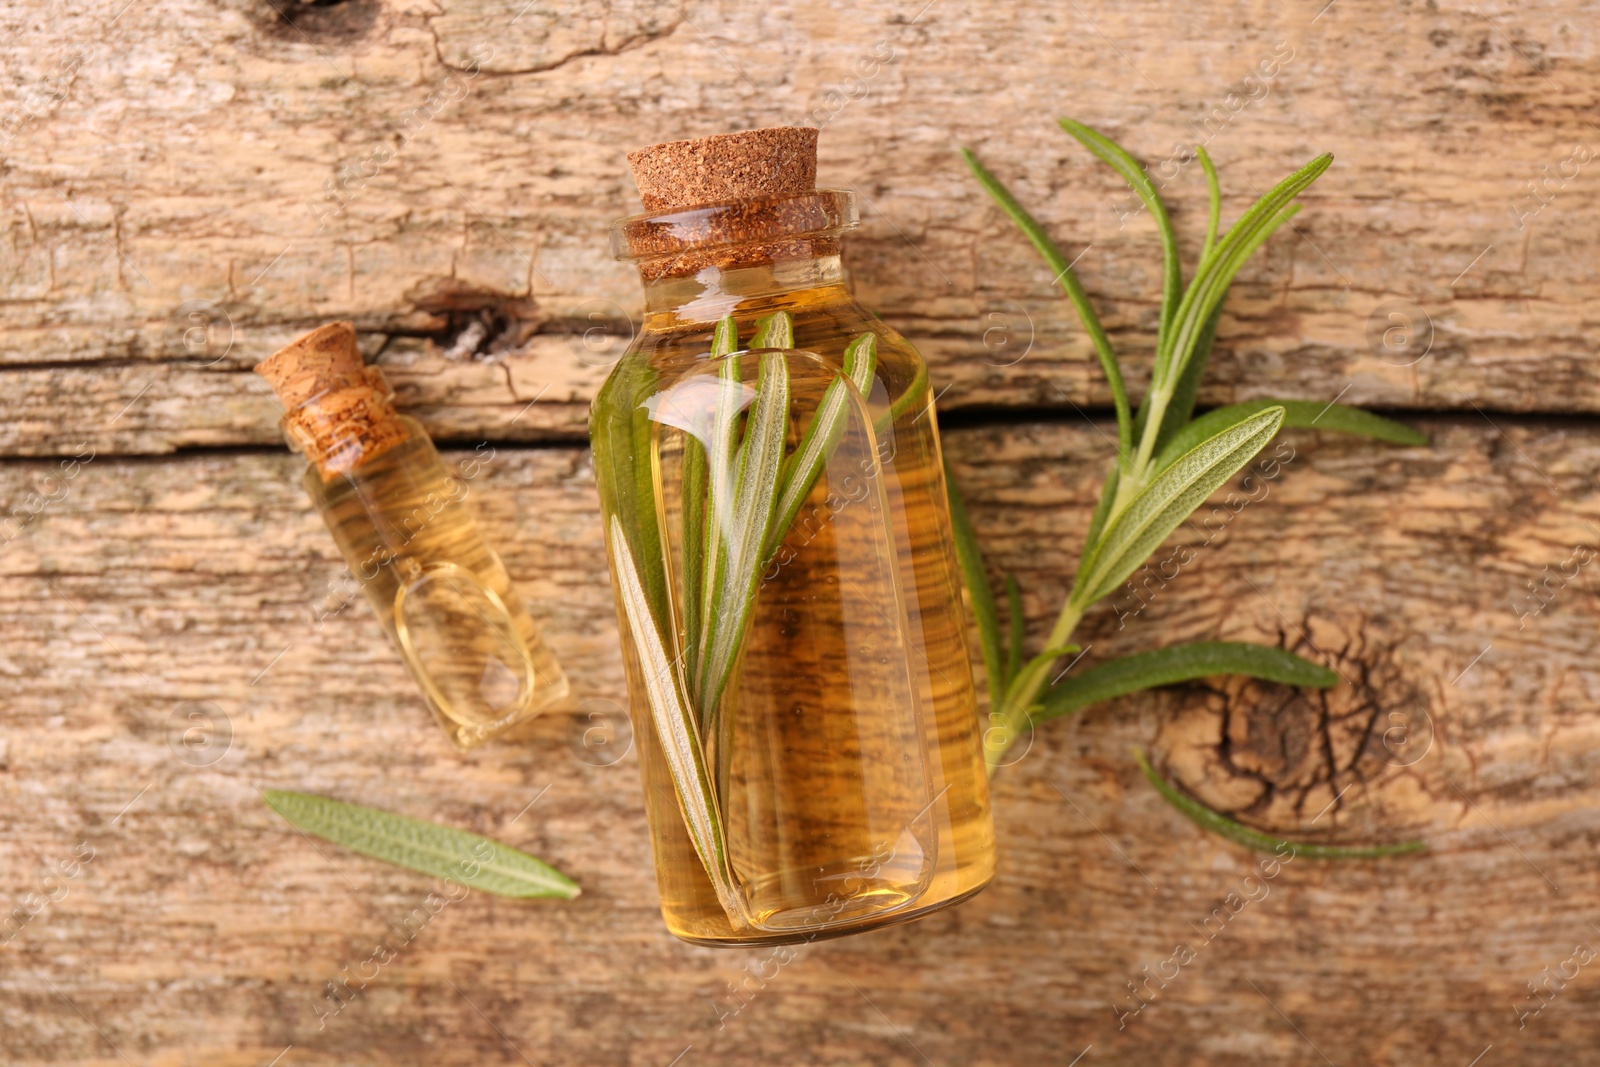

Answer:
[255,322,411,478]
[619,127,853,281]
[627,127,818,213]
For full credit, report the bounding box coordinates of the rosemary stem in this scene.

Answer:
[1107,384,1168,518]
[986,601,1083,774]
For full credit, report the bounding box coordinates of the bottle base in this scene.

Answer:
[666,873,995,948]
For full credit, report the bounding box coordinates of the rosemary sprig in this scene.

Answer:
[954,119,1428,854]
[608,313,880,921]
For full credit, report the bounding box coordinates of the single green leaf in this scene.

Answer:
[700,351,789,722]
[681,314,741,689]
[1074,407,1285,608]
[609,515,745,918]
[1080,463,1120,560]
[751,310,793,348]
[1003,574,1025,689]
[945,462,1005,710]
[1059,118,1182,354]
[962,146,1133,456]
[261,790,580,899]
[697,350,745,726]
[710,314,739,357]
[1153,400,1427,477]
[1035,641,1338,723]
[1197,144,1221,262]
[1132,749,1427,859]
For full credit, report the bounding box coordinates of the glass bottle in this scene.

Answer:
[256,322,569,748]
[592,127,995,945]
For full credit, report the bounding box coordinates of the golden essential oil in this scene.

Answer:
[257,323,568,748]
[593,128,995,945]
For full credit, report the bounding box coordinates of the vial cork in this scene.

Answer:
[254,322,410,478]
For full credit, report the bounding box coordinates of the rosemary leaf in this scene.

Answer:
[1035,641,1337,724]
[1147,306,1222,455]
[610,515,743,914]
[1132,749,1427,859]
[765,333,878,566]
[682,315,745,701]
[962,147,1133,456]
[1197,144,1221,262]
[681,440,709,694]
[1073,406,1285,609]
[1059,118,1182,353]
[700,351,790,722]
[751,311,794,348]
[1003,574,1025,688]
[945,461,1005,709]
[693,350,746,726]
[1153,400,1427,476]
[1080,463,1120,560]
[1160,157,1329,397]
[261,791,580,899]
[711,314,739,356]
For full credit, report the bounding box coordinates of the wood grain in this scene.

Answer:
[5,0,1599,1062]
[3,420,1598,1066]
[3,0,1600,456]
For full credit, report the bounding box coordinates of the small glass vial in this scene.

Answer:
[593,127,995,945]
[256,322,569,748]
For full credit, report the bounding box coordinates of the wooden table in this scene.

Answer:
[3,2,1597,1064]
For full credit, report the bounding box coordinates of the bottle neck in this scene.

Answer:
[612,188,859,330]
[639,253,849,330]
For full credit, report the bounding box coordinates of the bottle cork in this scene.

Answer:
[626,126,818,213]
[255,322,411,478]
[620,126,848,281]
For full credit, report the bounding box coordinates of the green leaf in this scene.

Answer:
[681,314,741,688]
[1197,144,1221,262]
[710,314,739,357]
[1035,641,1338,723]
[1003,574,1024,688]
[693,349,746,723]
[751,310,794,348]
[1153,155,1331,427]
[1074,407,1285,608]
[1080,463,1120,560]
[261,791,580,899]
[1132,749,1427,859]
[945,462,1005,710]
[765,333,879,566]
[1148,306,1222,456]
[962,146,1132,457]
[609,515,746,918]
[1153,400,1427,477]
[699,351,789,721]
[1059,119,1182,354]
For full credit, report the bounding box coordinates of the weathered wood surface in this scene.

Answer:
[5,0,1600,1064]
[3,0,1600,456]
[4,421,1600,1066]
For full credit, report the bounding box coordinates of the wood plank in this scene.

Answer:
[3,418,1596,1064]
[4,0,1599,456]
